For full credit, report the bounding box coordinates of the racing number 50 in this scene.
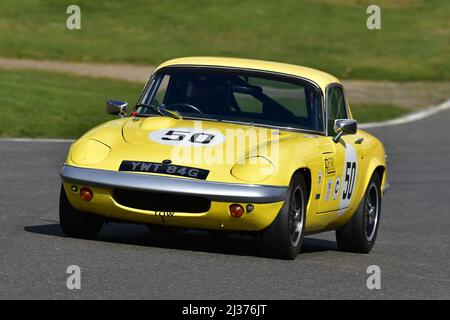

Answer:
[161,130,215,144]
[342,162,356,200]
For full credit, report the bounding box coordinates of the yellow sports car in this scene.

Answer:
[59,57,388,259]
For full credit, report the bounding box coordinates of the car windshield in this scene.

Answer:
[137,68,324,132]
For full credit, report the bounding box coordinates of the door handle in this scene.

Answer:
[355,138,364,144]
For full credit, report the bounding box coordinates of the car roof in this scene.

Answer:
[155,56,340,91]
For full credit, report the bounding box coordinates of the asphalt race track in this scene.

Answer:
[1,110,450,300]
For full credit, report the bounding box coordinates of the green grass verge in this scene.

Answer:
[0,0,448,81]
[0,70,409,138]
[351,103,408,123]
[0,70,142,139]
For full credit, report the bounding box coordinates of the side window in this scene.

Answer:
[327,86,348,135]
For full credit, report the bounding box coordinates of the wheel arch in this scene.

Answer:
[357,159,386,210]
[365,161,386,194]
[373,165,386,185]
[343,156,386,224]
[291,167,312,205]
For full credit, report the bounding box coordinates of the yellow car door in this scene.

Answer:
[333,135,365,213]
[316,84,364,214]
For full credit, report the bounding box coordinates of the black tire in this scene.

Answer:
[59,184,103,239]
[336,173,381,253]
[259,173,307,260]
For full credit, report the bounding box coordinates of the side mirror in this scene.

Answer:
[333,119,357,143]
[106,100,128,117]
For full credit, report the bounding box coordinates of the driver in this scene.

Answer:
[189,77,229,115]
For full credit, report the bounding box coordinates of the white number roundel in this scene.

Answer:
[149,127,225,147]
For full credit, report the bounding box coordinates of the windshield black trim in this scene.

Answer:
[136,65,327,135]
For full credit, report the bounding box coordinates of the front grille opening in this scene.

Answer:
[113,189,211,213]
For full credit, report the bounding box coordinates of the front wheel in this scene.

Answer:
[59,184,103,239]
[336,173,381,253]
[259,173,307,260]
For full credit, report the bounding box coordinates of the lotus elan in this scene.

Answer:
[59,57,388,259]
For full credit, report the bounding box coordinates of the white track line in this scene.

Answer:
[359,99,450,129]
[1,99,449,142]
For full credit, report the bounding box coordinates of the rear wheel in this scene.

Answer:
[259,173,307,260]
[59,184,103,238]
[336,173,381,253]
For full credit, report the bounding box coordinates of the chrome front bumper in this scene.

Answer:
[60,165,288,203]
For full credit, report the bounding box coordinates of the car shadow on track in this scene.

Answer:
[24,222,339,258]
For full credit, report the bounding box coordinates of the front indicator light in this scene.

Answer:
[80,187,93,201]
[229,204,244,218]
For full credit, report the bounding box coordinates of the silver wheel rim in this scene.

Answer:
[289,186,304,247]
[364,183,379,242]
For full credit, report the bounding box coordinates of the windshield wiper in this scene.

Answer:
[162,107,183,120]
[134,104,182,120]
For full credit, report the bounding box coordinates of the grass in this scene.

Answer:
[0,70,409,138]
[0,70,142,138]
[0,0,448,81]
[351,103,408,123]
